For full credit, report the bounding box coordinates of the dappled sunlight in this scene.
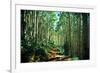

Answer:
[21,10,90,63]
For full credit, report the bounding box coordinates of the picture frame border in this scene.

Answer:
[11,1,96,73]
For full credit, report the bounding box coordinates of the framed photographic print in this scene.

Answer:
[11,0,96,73]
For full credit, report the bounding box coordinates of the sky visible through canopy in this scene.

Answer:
[53,12,60,31]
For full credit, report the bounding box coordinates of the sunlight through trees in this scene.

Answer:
[21,10,90,63]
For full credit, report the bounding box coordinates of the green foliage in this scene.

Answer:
[21,10,90,62]
[72,57,79,60]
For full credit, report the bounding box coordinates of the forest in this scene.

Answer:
[21,10,90,63]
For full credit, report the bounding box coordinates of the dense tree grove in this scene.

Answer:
[21,10,90,63]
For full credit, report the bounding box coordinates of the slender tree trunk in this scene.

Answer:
[68,13,71,56]
[80,14,83,59]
